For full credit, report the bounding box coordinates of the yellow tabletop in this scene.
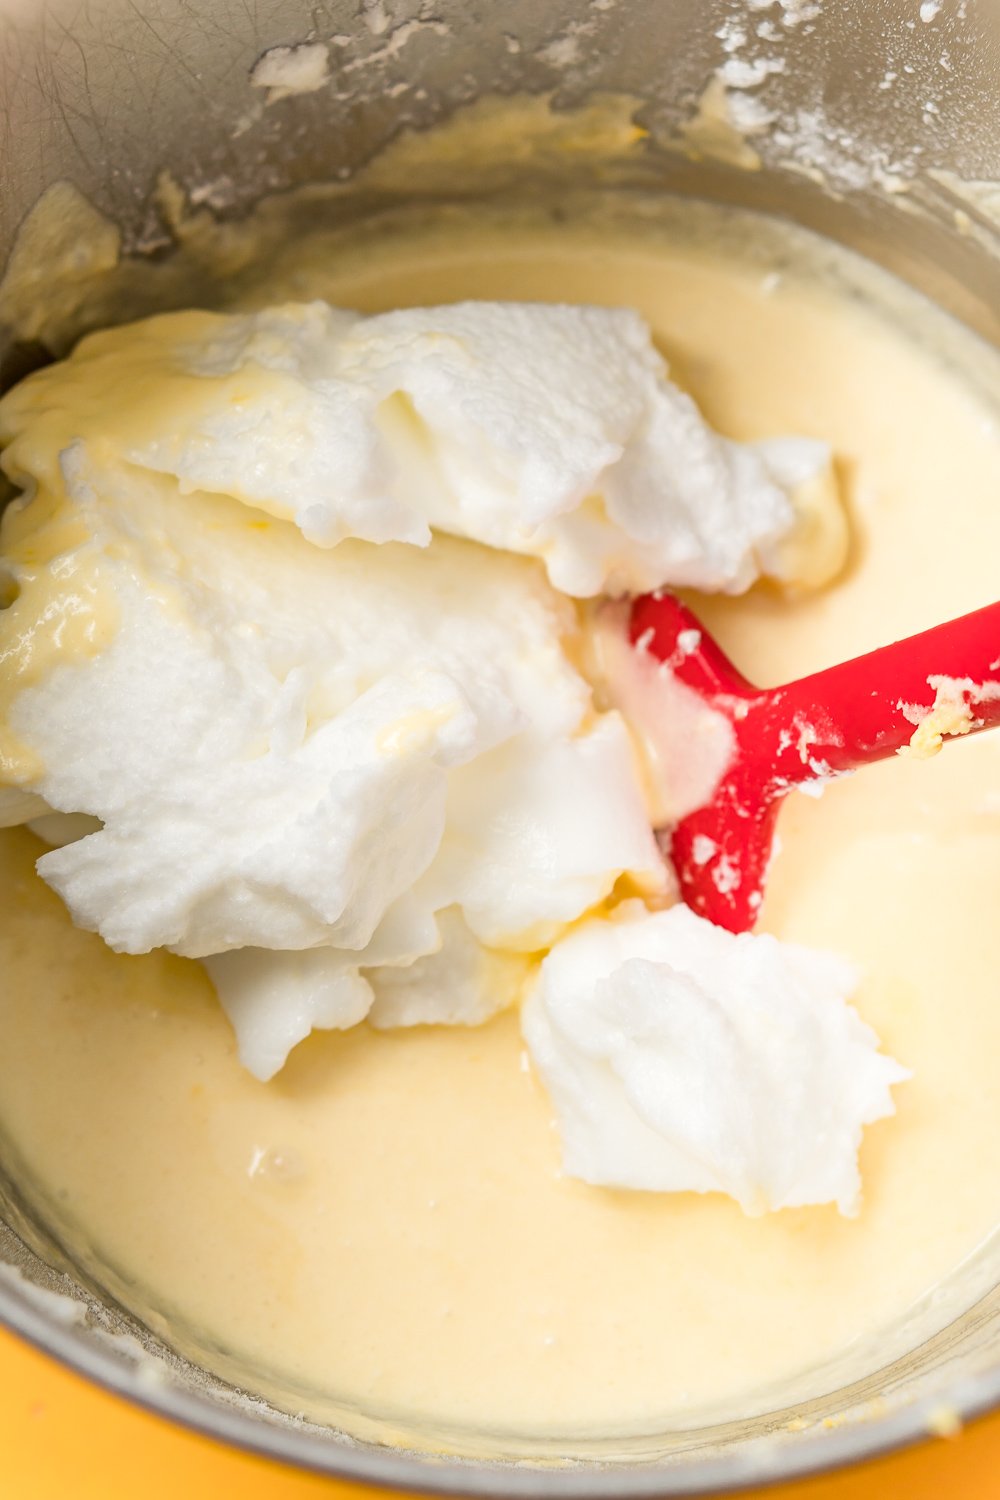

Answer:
[2,1326,999,1500]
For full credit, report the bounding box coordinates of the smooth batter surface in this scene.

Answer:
[1,200,1000,1452]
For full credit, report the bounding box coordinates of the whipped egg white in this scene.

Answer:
[0,297,903,1212]
[524,903,908,1215]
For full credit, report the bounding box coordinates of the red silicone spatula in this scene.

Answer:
[626,593,1000,933]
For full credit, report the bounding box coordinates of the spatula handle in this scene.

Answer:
[631,593,1000,783]
[768,598,1000,777]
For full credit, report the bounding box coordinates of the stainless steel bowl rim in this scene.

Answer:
[5,1270,1000,1495]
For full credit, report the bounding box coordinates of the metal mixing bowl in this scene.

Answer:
[1,0,999,1490]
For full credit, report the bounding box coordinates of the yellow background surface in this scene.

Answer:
[2,1327,999,1500]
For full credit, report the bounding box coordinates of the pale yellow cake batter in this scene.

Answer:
[1,198,999,1454]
